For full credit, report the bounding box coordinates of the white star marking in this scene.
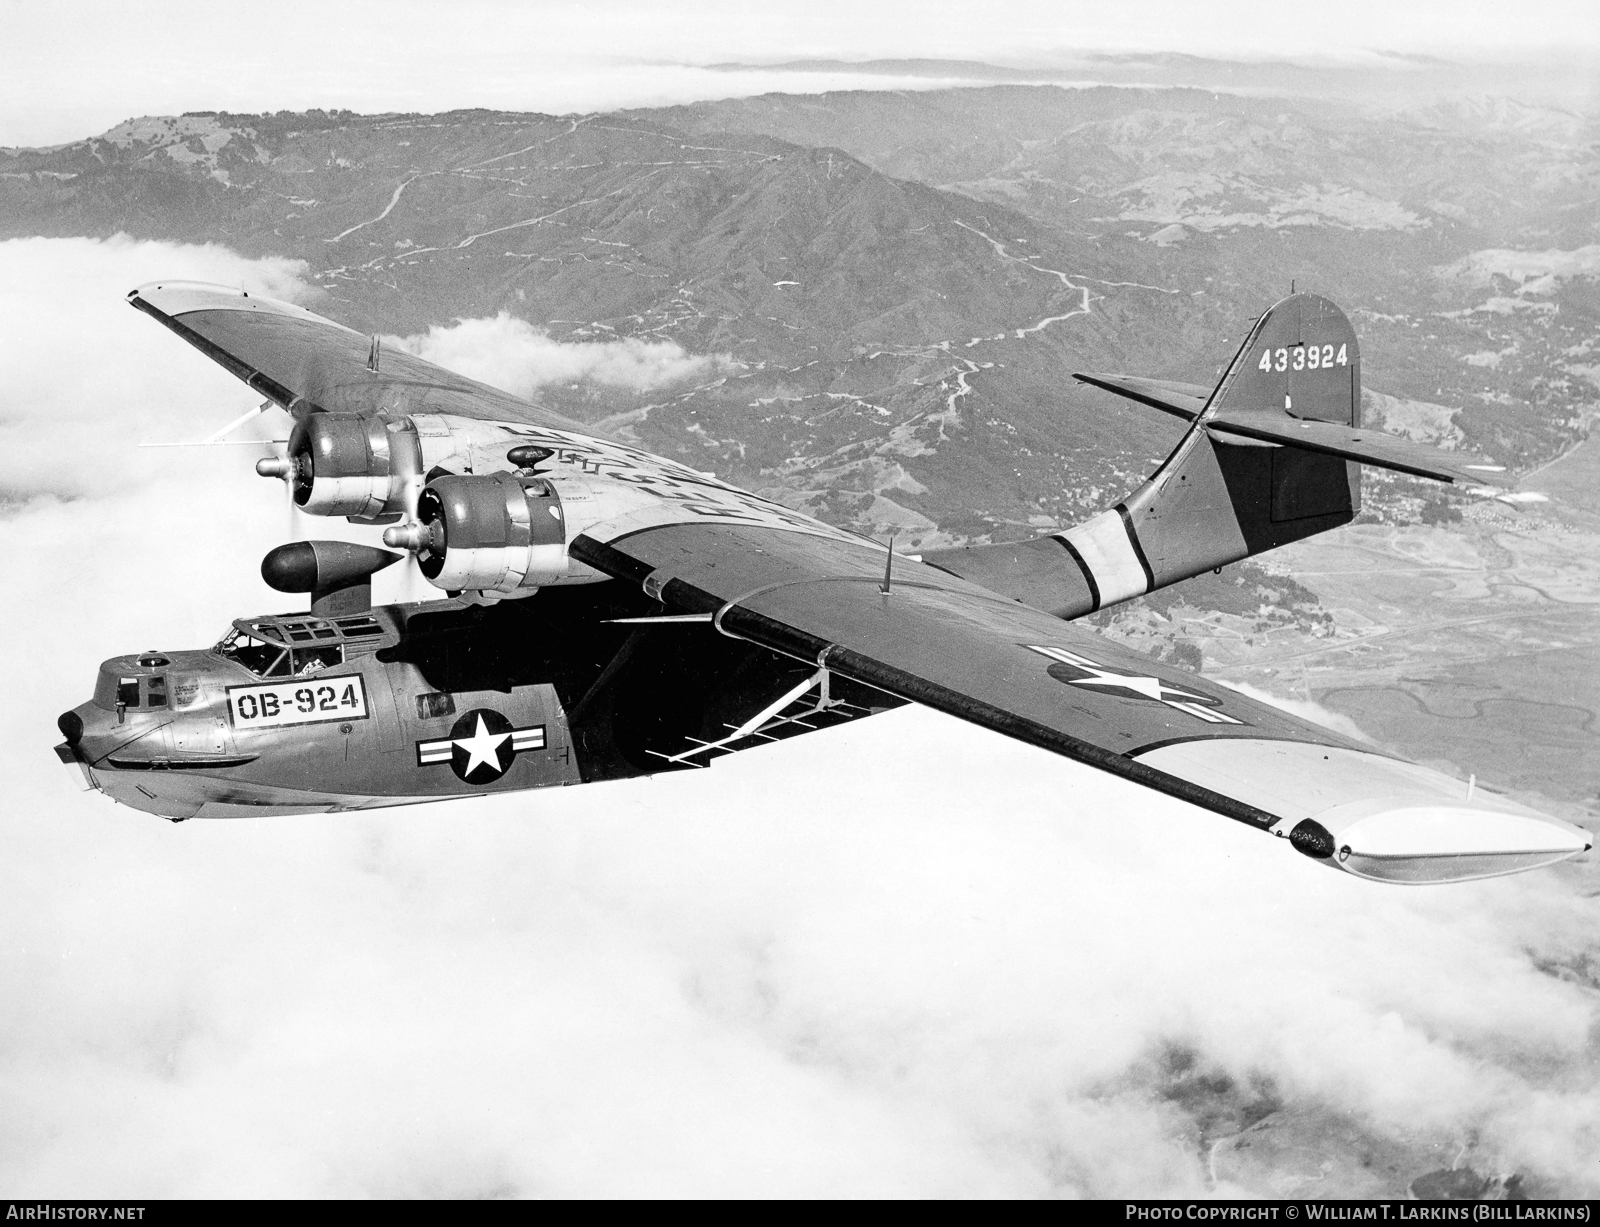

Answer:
[454,714,512,776]
[1061,663,1208,704]
[1025,646,1243,724]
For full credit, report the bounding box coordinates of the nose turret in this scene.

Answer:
[58,650,183,774]
[54,646,246,820]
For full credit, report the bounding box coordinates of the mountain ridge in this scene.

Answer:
[2,87,1595,543]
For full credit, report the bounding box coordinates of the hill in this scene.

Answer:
[0,106,1201,543]
[4,88,1597,541]
[661,86,1600,475]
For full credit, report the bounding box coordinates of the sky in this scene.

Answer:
[2,0,1598,146]
[1,236,1599,1198]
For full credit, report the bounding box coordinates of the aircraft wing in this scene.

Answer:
[127,281,584,430]
[572,523,1590,884]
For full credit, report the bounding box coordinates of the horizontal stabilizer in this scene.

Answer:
[1075,371,1513,487]
[1207,409,1514,487]
[1074,373,1210,421]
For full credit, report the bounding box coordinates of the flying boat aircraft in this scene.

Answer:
[53,284,1592,884]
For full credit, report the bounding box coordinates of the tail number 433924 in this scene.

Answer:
[226,676,369,728]
[1260,343,1348,372]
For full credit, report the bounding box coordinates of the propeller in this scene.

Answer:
[255,434,308,544]
[252,409,319,608]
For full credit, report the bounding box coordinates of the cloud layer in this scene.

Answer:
[5,2,1598,145]
[0,235,310,502]
[386,312,734,398]
[2,237,1598,1198]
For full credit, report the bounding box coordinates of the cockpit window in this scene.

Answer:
[145,676,167,708]
[293,646,343,675]
[415,692,455,719]
[215,628,345,678]
[116,677,139,708]
[216,629,289,678]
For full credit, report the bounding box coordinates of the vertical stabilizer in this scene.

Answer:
[1112,293,1363,592]
[924,294,1365,618]
[1212,292,1361,425]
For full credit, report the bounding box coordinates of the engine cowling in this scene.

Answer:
[384,472,568,594]
[257,413,544,522]
[269,414,420,519]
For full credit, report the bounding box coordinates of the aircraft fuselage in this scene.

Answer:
[57,604,583,819]
[56,588,890,821]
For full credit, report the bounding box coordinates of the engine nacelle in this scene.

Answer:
[259,413,531,521]
[386,472,568,594]
[278,414,419,519]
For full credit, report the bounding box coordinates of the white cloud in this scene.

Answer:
[385,313,735,398]
[1216,679,1375,744]
[2,236,1599,1198]
[0,235,311,502]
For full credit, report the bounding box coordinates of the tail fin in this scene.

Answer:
[1071,293,1359,428]
[1213,292,1361,424]
[1106,293,1363,598]
[925,293,1500,619]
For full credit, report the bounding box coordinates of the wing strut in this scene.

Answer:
[647,667,861,765]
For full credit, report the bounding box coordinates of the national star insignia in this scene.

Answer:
[455,713,512,776]
[1025,645,1245,725]
[416,710,547,781]
[1053,661,1208,704]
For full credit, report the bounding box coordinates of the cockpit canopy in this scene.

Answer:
[214,611,395,679]
[89,609,403,713]
[214,628,340,678]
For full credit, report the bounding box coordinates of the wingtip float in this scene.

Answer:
[55,284,1589,884]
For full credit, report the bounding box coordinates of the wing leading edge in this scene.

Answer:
[128,281,584,430]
